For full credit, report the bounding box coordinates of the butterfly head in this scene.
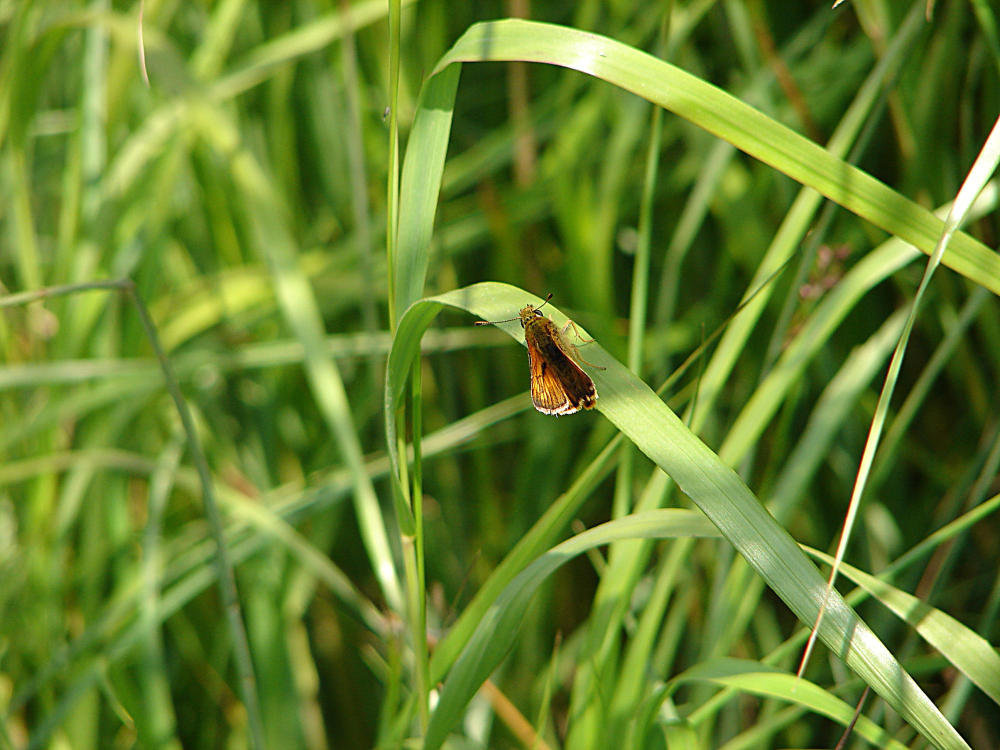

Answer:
[518,305,545,328]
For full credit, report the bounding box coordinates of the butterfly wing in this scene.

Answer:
[526,336,597,415]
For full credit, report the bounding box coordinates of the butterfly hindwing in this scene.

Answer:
[526,331,597,415]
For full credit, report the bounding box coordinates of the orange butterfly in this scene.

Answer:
[477,295,603,415]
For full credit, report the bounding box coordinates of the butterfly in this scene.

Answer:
[477,295,603,415]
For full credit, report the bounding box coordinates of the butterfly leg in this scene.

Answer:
[561,319,595,344]
[561,320,606,370]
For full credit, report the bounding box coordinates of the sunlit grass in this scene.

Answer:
[2,2,999,749]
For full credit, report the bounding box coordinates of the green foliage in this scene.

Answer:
[2,2,999,749]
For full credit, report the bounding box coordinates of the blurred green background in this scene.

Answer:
[2,1,1000,748]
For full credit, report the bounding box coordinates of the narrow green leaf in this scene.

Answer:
[673,659,909,750]
[805,547,1000,706]
[432,20,1000,295]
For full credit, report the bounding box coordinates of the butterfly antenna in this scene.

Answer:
[475,314,520,326]
[476,318,519,326]
[475,293,554,325]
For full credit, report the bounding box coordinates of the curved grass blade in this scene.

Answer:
[672,659,909,750]
[430,20,1000,294]
[426,509,720,750]
[804,546,1000,706]
[385,282,970,750]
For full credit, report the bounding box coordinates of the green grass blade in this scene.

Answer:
[673,659,909,750]
[805,546,1000,706]
[225,136,404,614]
[426,509,720,750]
[393,65,461,326]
